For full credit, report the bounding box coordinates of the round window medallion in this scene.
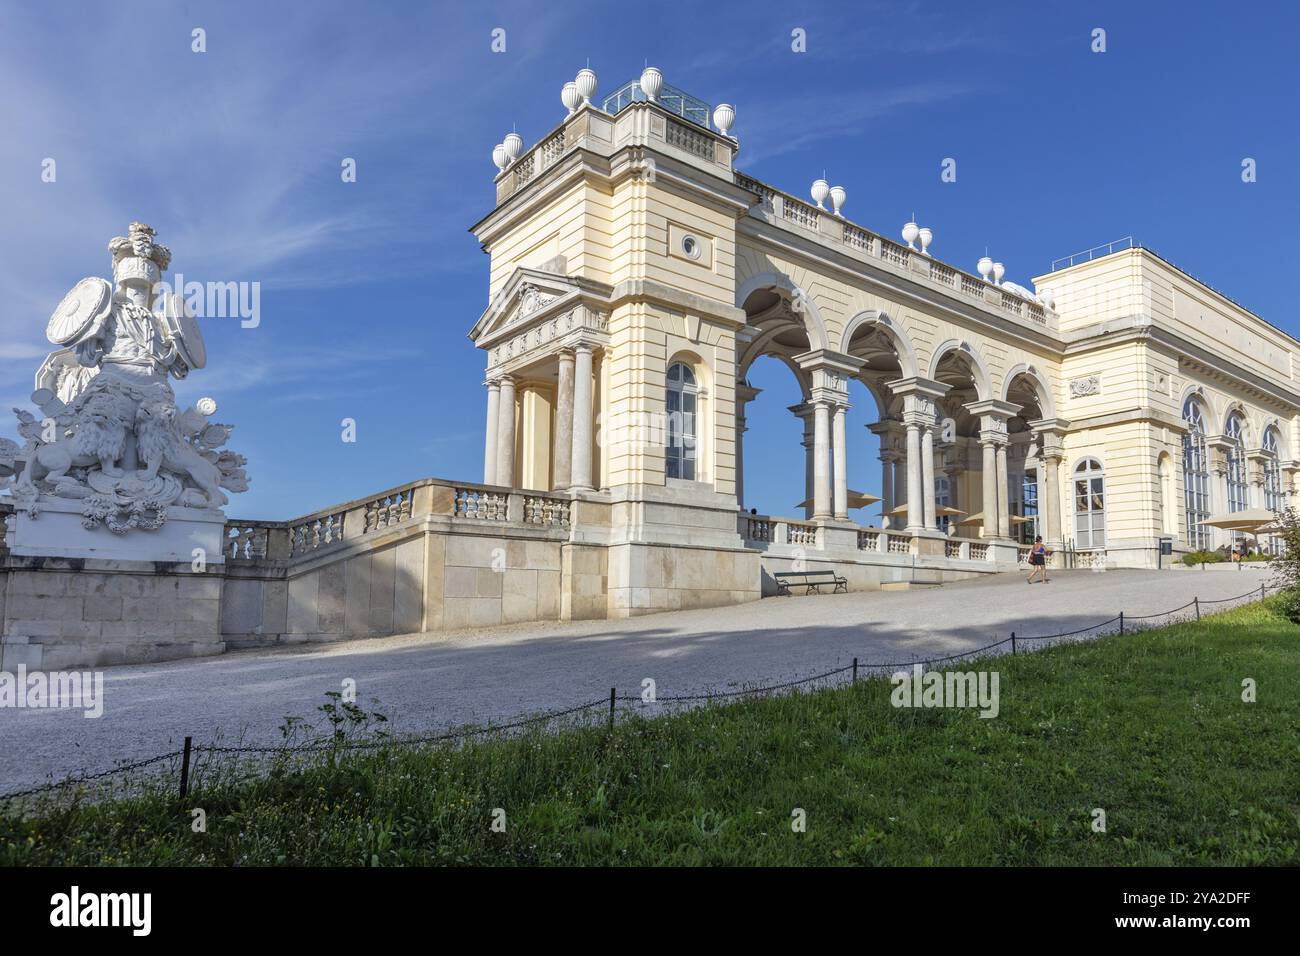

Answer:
[681,235,701,260]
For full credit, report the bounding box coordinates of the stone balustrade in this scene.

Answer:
[225,479,574,567]
[733,172,1054,330]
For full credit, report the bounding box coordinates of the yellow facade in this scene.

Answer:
[467,80,1298,603]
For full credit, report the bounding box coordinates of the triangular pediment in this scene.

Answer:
[470,266,609,345]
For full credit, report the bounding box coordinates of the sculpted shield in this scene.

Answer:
[46,276,113,346]
[161,292,207,369]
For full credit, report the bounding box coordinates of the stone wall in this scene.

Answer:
[0,556,224,671]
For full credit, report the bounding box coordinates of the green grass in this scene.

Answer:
[3,601,1297,866]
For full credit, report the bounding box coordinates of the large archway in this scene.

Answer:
[737,285,818,518]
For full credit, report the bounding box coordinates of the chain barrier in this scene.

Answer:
[0,583,1280,804]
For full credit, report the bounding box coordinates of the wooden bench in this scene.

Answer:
[773,569,848,596]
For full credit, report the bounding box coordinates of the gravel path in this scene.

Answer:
[0,568,1270,793]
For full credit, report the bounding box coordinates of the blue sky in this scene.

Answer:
[1,0,1295,520]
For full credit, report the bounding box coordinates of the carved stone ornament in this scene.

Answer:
[1069,375,1101,397]
[2,222,250,532]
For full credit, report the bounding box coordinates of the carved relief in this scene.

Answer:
[1069,375,1101,397]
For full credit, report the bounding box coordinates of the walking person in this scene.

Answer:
[1027,535,1050,583]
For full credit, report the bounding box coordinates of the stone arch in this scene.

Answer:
[1223,401,1250,443]
[1262,419,1285,457]
[735,270,830,351]
[1001,362,1057,419]
[839,309,919,379]
[928,338,993,401]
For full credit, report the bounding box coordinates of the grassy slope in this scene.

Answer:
[3,601,1297,866]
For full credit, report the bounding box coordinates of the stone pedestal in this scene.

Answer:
[6,497,227,564]
[0,556,225,671]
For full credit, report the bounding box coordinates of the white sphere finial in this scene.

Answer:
[992,261,1006,285]
[1037,287,1056,310]
[492,143,508,171]
[811,179,830,209]
[575,67,598,105]
[561,81,581,116]
[977,256,993,282]
[502,132,523,163]
[712,103,735,137]
[196,397,218,417]
[918,227,933,256]
[639,66,663,102]
[901,220,920,249]
[828,185,846,217]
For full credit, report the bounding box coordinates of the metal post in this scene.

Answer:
[1194,597,1200,620]
[1261,584,1266,602]
[852,657,858,683]
[1011,631,1016,655]
[178,736,192,800]
[608,687,616,730]
[1119,612,1125,636]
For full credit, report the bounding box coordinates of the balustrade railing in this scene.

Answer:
[364,489,414,533]
[857,529,881,552]
[290,511,345,558]
[786,521,818,546]
[733,171,1056,330]
[745,516,773,542]
[225,523,271,562]
[970,543,991,561]
[454,487,509,521]
[885,532,911,554]
[523,493,571,528]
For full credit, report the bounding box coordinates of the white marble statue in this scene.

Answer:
[1,222,248,533]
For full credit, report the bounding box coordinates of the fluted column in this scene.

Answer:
[905,422,924,533]
[921,425,937,530]
[553,350,575,491]
[495,375,517,488]
[483,379,501,485]
[996,443,1011,538]
[813,401,832,520]
[980,439,998,539]
[570,344,594,490]
[832,403,849,519]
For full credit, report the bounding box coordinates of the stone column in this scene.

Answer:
[996,443,1011,539]
[1042,452,1063,549]
[980,438,998,540]
[921,425,937,531]
[483,378,500,485]
[813,400,832,520]
[495,375,516,488]
[735,384,760,511]
[570,344,594,490]
[735,410,746,509]
[790,404,815,519]
[553,349,575,491]
[832,403,849,519]
[880,453,895,529]
[905,421,924,533]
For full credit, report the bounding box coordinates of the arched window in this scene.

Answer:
[1225,412,1248,514]
[1263,427,1282,512]
[1182,399,1210,549]
[1073,458,1106,549]
[665,362,697,480]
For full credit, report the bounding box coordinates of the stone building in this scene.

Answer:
[5,69,1297,669]
[468,69,1298,608]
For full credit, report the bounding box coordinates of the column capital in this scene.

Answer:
[483,377,502,390]
[887,375,948,400]
[737,382,762,405]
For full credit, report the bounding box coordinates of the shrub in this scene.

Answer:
[1182,550,1224,566]
[1269,508,1300,623]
